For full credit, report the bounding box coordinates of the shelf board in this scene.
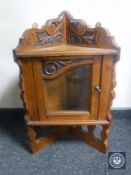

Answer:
[26,119,109,126]
[14,44,118,58]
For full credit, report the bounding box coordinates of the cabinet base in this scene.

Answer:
[26,112,112,154]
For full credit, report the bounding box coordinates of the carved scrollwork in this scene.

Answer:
[69,19,87,34]
[96,28,108,44]
[43,18,63,34]
[15,11,119,50]
[109,60,117,108]
[36,27,64,46]
[43,59,73,75]
[68,19,97,45]
[16,60,29,114]
[23,29,39,44]
[69,30,96,45]
[44,62,57,75]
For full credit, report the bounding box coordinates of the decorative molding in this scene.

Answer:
[15,11,120,51]
[42,58,92,80]
[109,61,117,109]
[16,61,29,115]
[101,59,118,151]
[101,112,112,152]
[42,59,73,76]
[36,26,64,46]
[69,30,96,45]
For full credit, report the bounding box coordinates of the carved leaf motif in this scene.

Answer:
[69,31,96,44]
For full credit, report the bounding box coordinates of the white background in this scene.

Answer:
[0,0,131,108]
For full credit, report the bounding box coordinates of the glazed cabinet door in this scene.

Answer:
[32,57,101,122]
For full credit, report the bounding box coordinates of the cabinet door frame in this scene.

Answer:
[98,55,114,120]
[32,56,101,122]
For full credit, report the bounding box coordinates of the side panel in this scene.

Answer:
[18,59,38,120]
[98,56,113,120]
[32,60,47,120]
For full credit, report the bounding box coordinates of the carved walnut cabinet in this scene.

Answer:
[13,11,120,153]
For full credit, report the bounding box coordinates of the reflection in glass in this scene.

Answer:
[45,65,91,112]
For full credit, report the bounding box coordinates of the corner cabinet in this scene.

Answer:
[13,11,120,153]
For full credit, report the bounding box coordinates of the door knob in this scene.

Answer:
[95,85,101,93]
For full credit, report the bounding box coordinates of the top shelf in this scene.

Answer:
[15,44,118,58]
[14,11,120,60]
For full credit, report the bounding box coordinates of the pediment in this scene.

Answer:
[15,11,119,51]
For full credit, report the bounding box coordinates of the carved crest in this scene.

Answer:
[16,11,119,50]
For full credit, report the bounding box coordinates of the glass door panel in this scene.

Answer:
[45,65,92,113]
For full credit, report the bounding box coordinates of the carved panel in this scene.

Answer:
[69,29,96,45]
[42,59,73,76]
[68,19,96,45]
[15,11,119,50]
[42,58,93,80]
[36,26,64,46]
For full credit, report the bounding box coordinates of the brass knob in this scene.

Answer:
[95,85,101,93]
